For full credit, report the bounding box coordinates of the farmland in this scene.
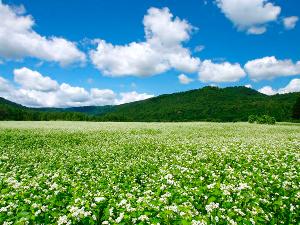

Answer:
[0,122,299,224]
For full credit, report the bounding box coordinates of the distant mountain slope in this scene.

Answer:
[38,105,115,116]
[0,97,25,108]
[0,97,93,121]
[1,87,299,122]
[99,86,300,122]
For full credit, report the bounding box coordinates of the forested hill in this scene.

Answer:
[99,86,300,122]
[0,86,300,122]
[0,97,96,121]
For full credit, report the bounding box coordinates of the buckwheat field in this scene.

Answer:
[0,121,299,225]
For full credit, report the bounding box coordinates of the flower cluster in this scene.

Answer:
[0,121,299,224]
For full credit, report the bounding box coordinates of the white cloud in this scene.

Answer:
[216,0,281,34]
[198,60,246,82]
[178,74,193,84]
[283,16,298,30]
[194,45,205,53]
[90,7,200,77]
[144,7,192,47]
[244,56,300,81]
[278,79,300,94]
[0,68,154,107]
[90,40,168,76]
[0,76,12,92]
[90,88,117,105]
[258,85,277,95]
[116,91,154,105]
[0,1,86,66]
[258,79,300,95]
[13,67,59,92]
[247,26,266,35]
[245,84,252,88]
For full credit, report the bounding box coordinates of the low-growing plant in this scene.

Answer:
[248,114,276,124]
[0,121,298,224]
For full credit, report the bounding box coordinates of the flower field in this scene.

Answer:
[0,121,299,224]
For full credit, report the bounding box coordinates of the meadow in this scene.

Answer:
[0,121,299,224]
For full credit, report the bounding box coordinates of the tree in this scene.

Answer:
[248,115,257,123]
[292,97,300,119]
[248,115,276,125]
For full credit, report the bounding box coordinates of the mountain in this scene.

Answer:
[37,105,115,116]
[98,86,300,122]
[0,97,94,121]
[1,87,299,122]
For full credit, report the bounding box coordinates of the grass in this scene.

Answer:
[0,121,299,224]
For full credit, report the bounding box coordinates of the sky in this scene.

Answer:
[0,0,300,107]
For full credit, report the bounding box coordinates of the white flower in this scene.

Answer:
[207,183,216,189]
[57,215,70,225]
[191,220,207,225]
[94,197,106,202]
[115,212,124,223]
[205,202,219,213]
[3,222,13,225]
[138,215,149,221]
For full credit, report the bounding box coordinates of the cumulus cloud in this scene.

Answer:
[245,84,252,88]
[115,91,154,105]
[90,7,200,77]
[258,86,277,95]
[258,79,300,95]
[0,1,86,65]
[13,67,59,92]
[0,68,153,107]
[178,74,193,84]
[216,0,281,34]
[283,16,299,30]
[0,76,12,92]
[244,56,300,81]
[194,45,205,53]
[198,60,246,82]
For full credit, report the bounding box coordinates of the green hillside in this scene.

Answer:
[38,105,115,116]
[0,97,94,121]
[99,86,300,122]
[1,86,299,122]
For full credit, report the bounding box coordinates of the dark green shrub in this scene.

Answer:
[248,115,257,123]
[292,97,300,119]
[249,115,276,125]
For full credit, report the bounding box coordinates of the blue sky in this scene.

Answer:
[0,0,300,107]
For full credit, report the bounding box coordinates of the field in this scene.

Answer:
[0,122,299,225]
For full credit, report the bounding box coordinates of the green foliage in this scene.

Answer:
[0,122,299,224]
[248,115,257,123]
[1,86,300,122]
[248,115,276,125]
[99,86,299,122]
[0,97,99,121]
[292,97,300,120]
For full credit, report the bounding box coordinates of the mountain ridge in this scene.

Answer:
[1,86,299,122]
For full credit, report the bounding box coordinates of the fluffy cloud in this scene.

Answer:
[198,60,246,82]
[90,7,200,77]
[216,0,281,34]
[0,68,153,107]
[283,16,299,30]
[244,56,300,81]
[178,74,193,84]
[0,2,86,65]
[13,67,59,92]
[115,91,154,105]
[0,76,12,92]
[258,86,277,95]
[258,79,300,95]
[90,41,168,76]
